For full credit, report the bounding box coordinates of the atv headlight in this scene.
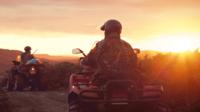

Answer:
[30,67,37,75]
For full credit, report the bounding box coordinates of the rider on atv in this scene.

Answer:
[18,46,35,77]
[81,19,138,85]
[17,46,43,91]
[20,46,34,65]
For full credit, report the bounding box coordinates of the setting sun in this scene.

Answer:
[139,34,199,53]
[158,36,195,52]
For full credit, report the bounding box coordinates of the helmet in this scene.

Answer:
[100,19,122,33]
[24,46,32,51]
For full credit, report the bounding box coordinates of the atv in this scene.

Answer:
[68,48,169,112]
[16,58,44,91]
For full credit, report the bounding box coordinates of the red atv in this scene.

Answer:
[68,48,169,112]
[16,58,44,91]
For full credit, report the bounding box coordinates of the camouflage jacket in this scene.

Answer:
[82,38,137,76]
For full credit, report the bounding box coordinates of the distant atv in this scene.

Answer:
[68,48,169,112]
[12,58,44,91]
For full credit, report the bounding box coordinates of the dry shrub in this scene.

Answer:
[41,62,81,90]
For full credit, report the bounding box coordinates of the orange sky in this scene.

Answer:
[0,0,200,55]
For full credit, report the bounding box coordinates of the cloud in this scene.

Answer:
[0,0,199,38]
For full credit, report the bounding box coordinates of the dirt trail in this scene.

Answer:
[7,91,68,112]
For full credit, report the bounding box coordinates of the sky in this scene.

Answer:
[0,0,200,55]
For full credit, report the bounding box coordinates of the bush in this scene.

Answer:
[41,62,81,90]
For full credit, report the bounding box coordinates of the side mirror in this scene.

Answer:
[72,48,83,54]
[72,48,86,57]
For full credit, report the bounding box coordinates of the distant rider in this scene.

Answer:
[82,19,138,84]
[20,46,34,65]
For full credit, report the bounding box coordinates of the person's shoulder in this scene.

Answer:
[20,52,26,56]
[95,39,105,48]
[96,39,105,44]
[30,54,34,58]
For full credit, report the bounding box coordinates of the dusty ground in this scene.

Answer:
[0,74,68,112]
[7,91,68,112]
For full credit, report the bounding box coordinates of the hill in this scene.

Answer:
[0,49,79,75]
[35,54,79,63]
[0,49,22,74]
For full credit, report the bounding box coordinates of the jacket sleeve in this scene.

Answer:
[123,41,138,67]
[81,44,98,68]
